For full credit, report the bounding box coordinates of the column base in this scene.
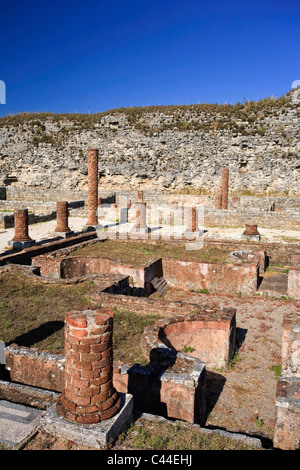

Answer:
[40,393,133,449]
[184,230,203,240]
[242,234,261,241]
[53,231,74,239]
[8,239,36,251]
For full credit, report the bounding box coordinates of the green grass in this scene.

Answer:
[67,239,230,264]
[0,272,158,364]
[116,419,260,451]
[0,272,92,352]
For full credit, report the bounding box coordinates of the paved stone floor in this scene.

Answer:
[0,400,44,449]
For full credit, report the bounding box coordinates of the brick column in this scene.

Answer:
[134,202,148,230]
[221,168,229,209]
[243,224,260,236]
[12,209,31,242]
[242,223,260,241]
[186,206,198,232]
[55,201,70,233]
[137,190,144,203]
[56,309,121,424]
[87,148,99,227]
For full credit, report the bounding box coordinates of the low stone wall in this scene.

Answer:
[114,353,206,425]
[0,231,97,267]
[204,208,300,230]
[281,313,300,377]
[287,268,300,300]
[33,249,162,296]
[273,312,300,450]
[5,345,65,392]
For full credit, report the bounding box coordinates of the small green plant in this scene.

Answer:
[196,288,210,294]
[182,345,196,353]
[228,350,240,370]
[269,363,281,379]
[254,415,264,428]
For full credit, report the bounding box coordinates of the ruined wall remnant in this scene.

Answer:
[273,312,300,450]
[12,209,32,242]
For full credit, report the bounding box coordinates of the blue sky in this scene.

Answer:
[0,0,299,116]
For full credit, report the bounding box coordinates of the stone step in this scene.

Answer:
[151,277,168,296]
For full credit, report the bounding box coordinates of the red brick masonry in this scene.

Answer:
[12,209,32,242]
[87,148,99,227]
[55,201,70,233]
[56,308,121,424]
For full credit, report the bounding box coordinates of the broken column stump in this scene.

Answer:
[242,223,261,241]
[56,309,121,424]
[54,201,73,237]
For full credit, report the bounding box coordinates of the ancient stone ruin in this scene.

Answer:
[0,146,299,450]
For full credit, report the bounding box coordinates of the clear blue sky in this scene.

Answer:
[0,0,299,117]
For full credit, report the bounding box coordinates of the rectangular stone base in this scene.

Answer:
[242,234,261,241]
[40,393,133,449]
[184,231,203,240]
[53,231,74,239]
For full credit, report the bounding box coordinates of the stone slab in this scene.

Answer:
[0,400,44,449]
[40,393,133,449]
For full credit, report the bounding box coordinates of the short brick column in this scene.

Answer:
[221,168,229,209]
[87,148,99,227]
[12,209,31,242]
[56,309,121,424]
[185,206,199,232]
[242,223,260,241]
[55,201,70,233]
[134,202,148,232]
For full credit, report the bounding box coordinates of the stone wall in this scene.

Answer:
[0,89,299,196]
[161,257,258,295]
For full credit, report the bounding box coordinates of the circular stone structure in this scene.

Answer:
[56,308,121,424]
[143,307,236,370]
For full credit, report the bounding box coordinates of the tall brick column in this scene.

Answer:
[55,201,70,233]
[12,209,32,242]
[221,168,229,210]
[185,206,199,232]
[87,148,99,227]
[56,309,121,424]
